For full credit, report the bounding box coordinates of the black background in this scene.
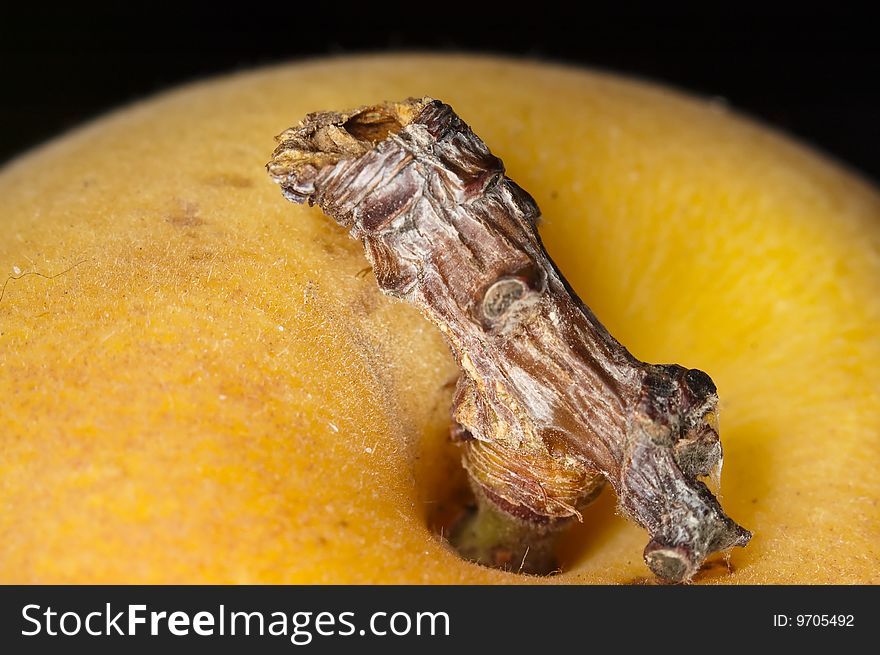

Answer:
[1,4,878,181]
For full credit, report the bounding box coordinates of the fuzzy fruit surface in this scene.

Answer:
[0,54,877,583]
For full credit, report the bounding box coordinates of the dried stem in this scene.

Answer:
[267,97,751,582]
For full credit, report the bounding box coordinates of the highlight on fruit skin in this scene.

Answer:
[0,54,877,584]
[267,96,751,582]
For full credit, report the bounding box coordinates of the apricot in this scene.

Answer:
[0,54,877,583]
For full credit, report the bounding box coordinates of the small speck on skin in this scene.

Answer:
[219,394,227,401]
[365,447,373,454]
[167,200,203,228]
[303,281,317,304]
[11,266,21,276]
[277,325,284,332]
[328,422,339,433]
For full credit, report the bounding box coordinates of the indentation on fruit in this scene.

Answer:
[423,462,626,576]
[416,420,473,549]
[417,422,614,577]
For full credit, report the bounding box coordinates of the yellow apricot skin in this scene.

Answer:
[0,54,877,583]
